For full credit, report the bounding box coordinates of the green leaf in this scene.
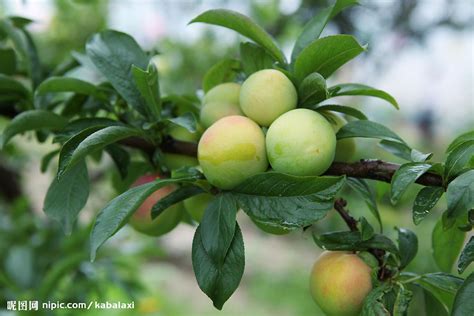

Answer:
[86,30,149,116]
[329,83,398,109]
[1,110,68,148]
[36,76,106,100]
[0,74,30,97]
[346,178,382,231]
[294,35,366,80]
[424,290,449,316]
[166,112,197,133]
[43,161,89,234]
[131,62,161,120]
[0,48,16,75]
[298,72,328,107]
[446,170,474,220]
[410,149,433,162]
[396,227,418,269]
[359,217,374,241]
[0,19,42,87]
[393,285,413,316]
[432,218,466,273]
[60,126,141,177]
[190,9,285,64]
[240,42,275,76]
[314,231,399,255]
[452,272,474,316]
[9,16,34,28]
[232,173,345,229]
[291,0,358,63]
[446,130,474,154]
[379,140,412,161]
[57,126,106,177]
[202,58,241,93]
[390,162,431,204]
[192,223,245,310]
[37,252,87,300]
[415,272,463,313]
[54,117,122,143]
[315,104,368,120]
[40,149,60,173]
[105,144,130,179]
[458,237,474,274]
[90,177,189,260]
[445,140,474,180]
[337,120,406,145]
[379,140,432,163]
[200,194,238,265]
[413,186,444,225]
[151,185,204,219]
[361,283,392,316]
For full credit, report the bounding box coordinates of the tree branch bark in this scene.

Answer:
[334,198,358,231]
[121,137,444,188]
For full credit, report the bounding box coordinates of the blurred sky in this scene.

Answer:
[2,0,473,146]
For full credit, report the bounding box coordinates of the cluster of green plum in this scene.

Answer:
[198,69,355,189]
[127,69,371,315]
[128,69,357,237]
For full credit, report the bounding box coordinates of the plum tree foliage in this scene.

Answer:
[0,0,472,314]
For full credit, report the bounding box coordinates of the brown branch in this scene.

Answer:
[334,198,358,231]
[333,198,391,280]
[160,136,198,156]
[120,138,444,188]
[325,160,444,187]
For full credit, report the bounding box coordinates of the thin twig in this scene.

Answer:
[334,198,358,231]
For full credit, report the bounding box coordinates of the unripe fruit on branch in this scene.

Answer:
[200,102,244,128]
[266,109,336,176]
[240,69,297,126]
[129,174,183,236]
[198,115,268,189]
[203,82,241,105]
[310,251,373,316]
[184,193,214,222]
[323,112,356,162]
[200,83,243,128]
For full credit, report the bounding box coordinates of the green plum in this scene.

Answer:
[183,193,214,222]
[162,153,198,170]
[203,82,241,105]
[168,124,201,142]
[200,82,243,128]
[129,174,183,236]
[240,69,297,126]
[198,115,268,189]
[200,101,243,128]
[266,109,336,176]
[310,251,373,316]
[323,112,356,162]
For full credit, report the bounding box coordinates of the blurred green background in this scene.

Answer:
[0,0,473,315]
